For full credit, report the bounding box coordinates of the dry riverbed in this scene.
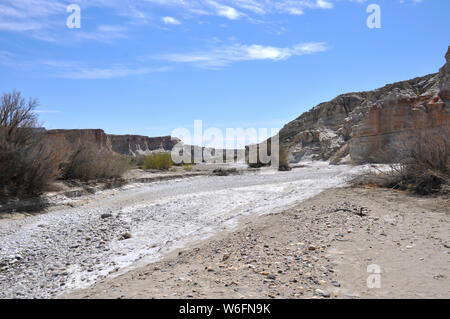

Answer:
[67,187,450,299]
[0,163,367,298]
[1,164,448,299]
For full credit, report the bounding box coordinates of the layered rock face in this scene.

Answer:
[45,129,180,158]
[439,47,450,106]
[350,47,450,162]
[278,46,449,164]
[108,134,180,156]
[47,129,111,149]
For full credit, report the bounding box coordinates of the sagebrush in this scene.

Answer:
[63,143,129,181]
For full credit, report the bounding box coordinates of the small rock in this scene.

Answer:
[266,274,276,280]
[120,233,132,240]
[101,213,112,219]
[331,281,341,287]
[314,289,330,298]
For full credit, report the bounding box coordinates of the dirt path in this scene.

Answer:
[66,187,450,299]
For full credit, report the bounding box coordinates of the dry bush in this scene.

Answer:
[0,91,62,199]
[246,140,272,168]
[278,146,291,171]
[135,154,147,167]
[63,143,129,181]
[143,152,173,170]
[213,167,238,176]
[246,140,291,171]
[354,126,449,195]
[397,126,449,194]
[127,154,147,169]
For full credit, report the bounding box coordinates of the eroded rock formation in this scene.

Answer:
[350,47,450,162]
[108,134,180,156]
[278,46,449,164]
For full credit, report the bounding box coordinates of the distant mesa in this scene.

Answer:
[45,129,180,158]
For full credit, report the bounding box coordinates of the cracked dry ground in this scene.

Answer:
[67,187,450,299]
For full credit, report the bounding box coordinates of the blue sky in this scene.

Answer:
[0,0,449,140]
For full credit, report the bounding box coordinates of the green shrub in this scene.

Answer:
[143,152,173,170]
[183,164,193,171]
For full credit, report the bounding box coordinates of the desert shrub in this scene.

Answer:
[63,143,129,181]
[135,154,147,167]
[246,141,291,171]
[127,154,147,169]
[213,167,238,176]
[0,91,62,199]
[278,146,291,171]
[246,140,272,168]
[143,152,173,170]
[183,164,193,171]
[354,126,449,195]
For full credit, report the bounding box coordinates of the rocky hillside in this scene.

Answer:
[278,46,449,164]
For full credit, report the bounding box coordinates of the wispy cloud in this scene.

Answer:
[0,0,426,41]
[75,25,129,43]
[34,109,61,114]
[61,65,173,79]
[160,42,328,68]
[2,53,174,80]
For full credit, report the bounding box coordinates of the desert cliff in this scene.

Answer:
[278,46,450,164]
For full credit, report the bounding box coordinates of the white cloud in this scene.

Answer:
[316,0,333,9]
[207,1,242,19]
[160,42,327,68]
[162,16,181,25]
